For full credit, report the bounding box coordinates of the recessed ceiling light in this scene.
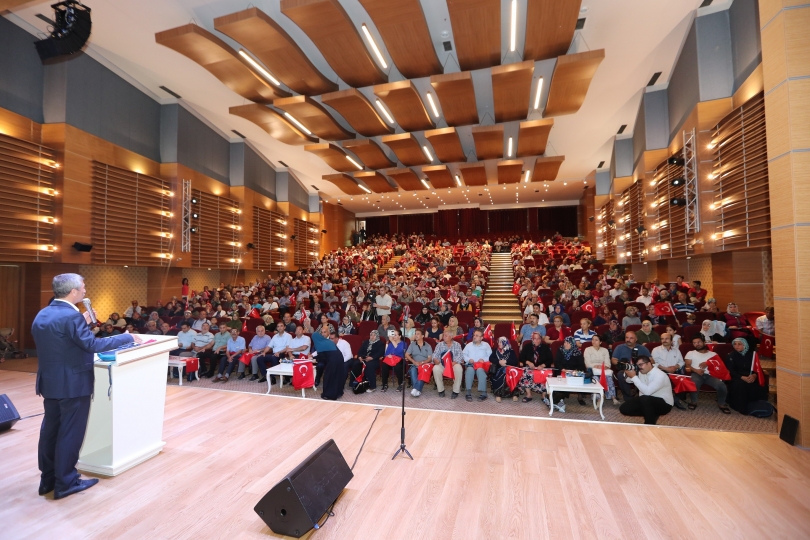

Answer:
[375,99,394,124]
[284,112,311,135]
[426,92,440,118]
[361,24,387,69]
[533,77,544,110]
[509,0,518,52]
[239,49,280,86]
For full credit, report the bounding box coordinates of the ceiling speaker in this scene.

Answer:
[34,1,92,62]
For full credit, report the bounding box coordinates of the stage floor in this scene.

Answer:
[1,370,809,540]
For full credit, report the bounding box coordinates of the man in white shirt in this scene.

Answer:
[619,355,674,424]
[171,323,197,356]
[287,325,312,357]
[331,330,353,389]
[684,336,730,413]
[635,288,653,307]
[651,334,686,409]
[123,300,142,318]
[256,322,293,384]
[373,286,392,322]
[755,307,774,336]
[191,310,209,332]
[462,329,492,402]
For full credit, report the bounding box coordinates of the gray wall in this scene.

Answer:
[695,10,734,102]
[176,106,230,184]
[668,21,700,142]
[243,144,276,200]
[287,172,311,211]
[0,17,44,122]
[729,0,761,92]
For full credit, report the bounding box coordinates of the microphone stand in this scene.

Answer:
[391,360,413,461]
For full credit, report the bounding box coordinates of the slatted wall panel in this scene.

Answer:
[0,134,56,261]
[619,181,645,263]
[91,162,171,265]
[192,190,241,268]
[712,93,770,250]
[599,199,615,260]
[253,207,289,270]
[293,218,319,268]
[650,157,690,259]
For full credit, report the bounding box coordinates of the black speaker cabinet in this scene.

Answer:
[0,394,20,432]
[780,415,799,446]
[254,439,353,538]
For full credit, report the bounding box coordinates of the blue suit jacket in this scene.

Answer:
[32,301,134,399]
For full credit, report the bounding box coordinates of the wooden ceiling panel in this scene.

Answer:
[424,128,467,163]
[471,125,504,161]
[544,49,605,117]
[532,156,565,181]
[280,0,387,88]
[273,96,354,141]
[155,24,290,103]
[423,165,456,189]
[458,163,488,186]
[492,60,534,123]
[213,8,337,96]
[358,0,442,79]
[354,171,397,193]
[497,160,525,184]
[305,143,363,172]
[373,81,435,132]
[322,173,366,195]
[342,139,396,169]
[386,168,423,191]
[430,72,479,127]
[321,89,393,137]
[381,133,431,166]
[446,0,501,71]
[229,104,318,145]
[517,119,554,157]
[524,0,582,61]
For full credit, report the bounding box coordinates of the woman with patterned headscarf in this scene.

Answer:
[348,329,385,393]
[726,337,769,414]
[553,337,588,412]
[722,302,756,347]
[490,337,519,402]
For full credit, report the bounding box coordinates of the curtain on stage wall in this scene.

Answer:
[486,208,528,234]
[536,206,578,237]
[435,209,459,236]
[398,213,433,235]
[459,207,486,237]
[364,216,389,237]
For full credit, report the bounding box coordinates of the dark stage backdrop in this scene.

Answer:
[364,206,578,239]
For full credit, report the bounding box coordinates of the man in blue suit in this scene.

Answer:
[32,273,141,499]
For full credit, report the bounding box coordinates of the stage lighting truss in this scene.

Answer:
[181,179,192,252]
[682,128,700,233]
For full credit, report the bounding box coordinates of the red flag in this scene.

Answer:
[599,361,608,392]
[483,324,493,346]
[473,361,492,372]
[298,309,309,327]
[705,354,730,380]
[669,373,697,393]
[510,322,517,342]
[532,368,552,384]
[383,354,402,367]
[417,363,433,383]
[241,318,248,332]
[758,335,774,358]
[505,366,522,391]
[512,282,520,295]
[292,358,314,390]
[751,352,766,386]
[653,302,675,317]
[239,352,254,366]
[249,308,261,319]
[442,350,455,379]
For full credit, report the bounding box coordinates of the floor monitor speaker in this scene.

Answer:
[254,439,353,538]
[780,415,799,446]
[0,394,20,432]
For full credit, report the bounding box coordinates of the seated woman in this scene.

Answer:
[425,317,443,340]
[544,315,572,344]
[726,337,768,414]
[622,306,641,330]
[466,317,485,342]
[553,337,588,412]
[583,335,618,405]
[338,315,354,336]
[550,304,571,326]
[348,330,385,392]
[444,315,464,339]
[380,328,406,392]
[700,298,719,313]
[402,318,416,339]
[490,337,519,403]
[699,319,724,343]
[456,293,473,312]
[518,332,553,404]
[723,302,757,348]
[414,306,432,325]
[346,304,360,323]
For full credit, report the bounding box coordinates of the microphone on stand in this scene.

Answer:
[82,298,97,324]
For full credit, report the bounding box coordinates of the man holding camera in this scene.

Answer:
[619,355,674,424]
[611,331,651,400]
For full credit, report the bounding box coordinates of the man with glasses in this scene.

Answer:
[619,355,674,424]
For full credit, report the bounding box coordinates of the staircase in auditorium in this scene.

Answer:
[377,255,401,276]
[480,253,522,324]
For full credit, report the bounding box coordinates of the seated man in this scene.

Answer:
[188,322,215,380]
[97,323,120,337]
[619,355,674,425]
[611,331,651,401]
[282,312,297,334]
[573,318,596,345]
[461,329,492,402]
[634,320,661,344]
[520,313,546,344]
[672,292,696,313]
[651,333,686,409]
[256,322,293,384]
[242,325,272,381]
[755,306,774,337]
[688,280,707,302]
[191,310,209,332]
[144,320,161,335]
[431,330,464,398]
[287,325,312,357]
[200,323,230,378]
[406,329,433,397]
[170,323,196,357]
[635,288,653,307]
[684,336,731,413]
[214,328,245,382]
[377,315,396,342]
[123,300,142,318]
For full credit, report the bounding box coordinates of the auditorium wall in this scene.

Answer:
[78,265,148,320]
[0,17,43,123]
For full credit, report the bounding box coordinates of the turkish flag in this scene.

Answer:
[653,302,675,317]
[581,300,595,317]
[483,324,494,346]
[473,361,492,372]
[751,352,766,386]
[442,350,455,379]
[759,334,774,358]
[505,366,522,391]
[669,373,697,393]
[249,308,261,319]
[298,309,309,327]
[512,282,520,295]
[599,361,608,392]
[510,322,517,342]
[241,319,248,332]
[705,354,730,380]
[417,363,433,383]
[293,358,314,390]
[239,352,254,366]
[532,368,552,384]
[383,354,402,367]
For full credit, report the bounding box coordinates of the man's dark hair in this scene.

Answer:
[693,280,701,287]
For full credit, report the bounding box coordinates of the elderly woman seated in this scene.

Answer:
[725,337,769,414]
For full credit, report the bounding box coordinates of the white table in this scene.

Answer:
[265,360,316,397]
[167,357,199,386]
[546,377,605,420]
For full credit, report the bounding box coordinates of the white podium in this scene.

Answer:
[77,335,177,476]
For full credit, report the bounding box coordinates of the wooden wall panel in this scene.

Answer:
[253,207,289,271]
[0,265,23,351]
[0,107,42,144]
[446,0,501,71]
[430,72,479,127]
[293,217,320,268]
[544,49,605,117]
[320,201,356,255]
[191,190,241,269]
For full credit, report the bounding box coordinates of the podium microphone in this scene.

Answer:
[82,298,97,324]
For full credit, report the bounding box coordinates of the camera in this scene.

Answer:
[616,361,639,373]
[631,347,639,362]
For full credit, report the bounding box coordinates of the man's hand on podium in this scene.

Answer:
[126,332,144,345]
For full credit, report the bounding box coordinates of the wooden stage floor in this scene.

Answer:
[2,370,809,540]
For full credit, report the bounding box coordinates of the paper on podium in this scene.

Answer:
[94,334,178,365]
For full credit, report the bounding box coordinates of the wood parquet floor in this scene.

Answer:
[1,370,809,540]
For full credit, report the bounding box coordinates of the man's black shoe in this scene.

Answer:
[54,478,99,500]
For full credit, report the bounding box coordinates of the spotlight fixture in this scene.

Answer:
[290,235,297,240]
[607,219,616,228]
[670,198,686,206]
[190,227,198,233]
[668,156,684,166]
[192,212,199,219]
[321,229,327,234]
[191,197,198,204]
[671,177,684,186]
[636,225,646,234]
[588,216,594,222]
